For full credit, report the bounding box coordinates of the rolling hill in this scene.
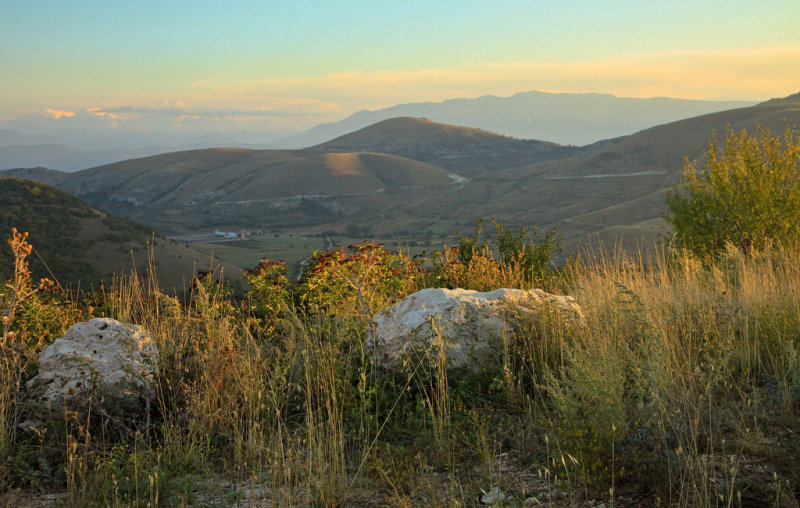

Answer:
[426,96,800,251]
[1,92,755,174]
[0,177,237,292]
[48,147,457,233]
[5,93,799,264]
[310,117,597,174]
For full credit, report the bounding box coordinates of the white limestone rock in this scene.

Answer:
[369,287,583,371]
[481,486,506,505]
[27,318,158,408]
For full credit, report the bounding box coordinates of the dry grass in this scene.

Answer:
[1,231,799,506]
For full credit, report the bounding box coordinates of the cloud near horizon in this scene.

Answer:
[102,104,322,118]
[5,44,798,135]
[43,109,76,120]
[1,97,341,134]
[2,104,327,136]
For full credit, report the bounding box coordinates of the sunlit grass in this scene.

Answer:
[1,230,799,506]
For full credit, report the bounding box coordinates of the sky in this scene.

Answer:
[1,0,798,137]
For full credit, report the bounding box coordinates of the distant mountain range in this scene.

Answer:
[1,91,756,172]
[280,91,756,148]
[0,129,276,173]
[2,92,798,264]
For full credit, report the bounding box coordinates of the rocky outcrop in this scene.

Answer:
[368,288,584,371]
[27,318,158,410]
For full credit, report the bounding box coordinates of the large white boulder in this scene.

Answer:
[27,318,158,409]
[369,288,583,371]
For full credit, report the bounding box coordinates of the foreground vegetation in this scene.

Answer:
[667,125,800,258]
[1,216,799,506]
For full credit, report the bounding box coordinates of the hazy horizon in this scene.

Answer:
[1,0,798,141]
[0,90,758,145]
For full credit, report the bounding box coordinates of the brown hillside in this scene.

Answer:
[52,147,456,233]
[9,97,800,261]
[311,117,584,174]
[430,99,800,251]
[0,177,238,293]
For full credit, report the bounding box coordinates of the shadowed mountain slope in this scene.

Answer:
[0,177,236,291]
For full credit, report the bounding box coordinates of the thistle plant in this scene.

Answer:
[1,229,35,345]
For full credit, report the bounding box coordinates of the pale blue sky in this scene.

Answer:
[2,0,798,133]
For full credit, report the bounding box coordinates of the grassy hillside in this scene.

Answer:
[0,178,102,283]
[423,98,800,252]
[0,177,237,291]
[5,99,800,271]
[53,147,458,233]
[311,116,586,174]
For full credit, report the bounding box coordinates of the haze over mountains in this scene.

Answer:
[281,91,756,148]
[0,129,273,173]
[1,91,755,172]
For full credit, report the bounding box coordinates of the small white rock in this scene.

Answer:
[481,486,506,505]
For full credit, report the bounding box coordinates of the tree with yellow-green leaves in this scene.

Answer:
[666,125,800,258]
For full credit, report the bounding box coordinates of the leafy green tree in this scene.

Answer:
[666,125,800,257]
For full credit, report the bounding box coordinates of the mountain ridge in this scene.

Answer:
[37,147,456,233]
[279,90,757,148]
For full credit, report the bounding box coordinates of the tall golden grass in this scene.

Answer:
[1,231,798,506]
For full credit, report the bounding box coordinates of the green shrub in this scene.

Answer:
[295,241,423,318]
[243,258,292,336]
[666,125,800,258]
[432,218,573,292]
[489,217,570,291]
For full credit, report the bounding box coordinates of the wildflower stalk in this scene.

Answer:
[1,229,36,346]
[1,229,38,465]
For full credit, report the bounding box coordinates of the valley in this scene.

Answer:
[3,94,799,283]
[4,4,799,505]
